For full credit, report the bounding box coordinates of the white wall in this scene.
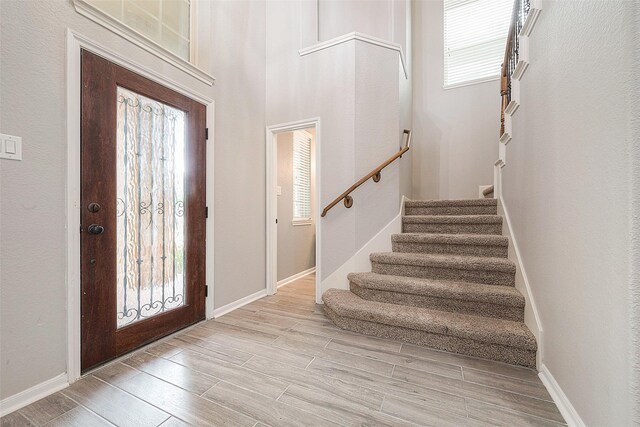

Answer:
[210,0,267,308]
[501,1,637,424]
[412,0,498,200]
[276,131,316,281]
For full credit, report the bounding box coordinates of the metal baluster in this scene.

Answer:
[122,97,130,320]
[136,98,143,320]
[171,116,177,299]
[149,108,156,308]
[161,112,167,307]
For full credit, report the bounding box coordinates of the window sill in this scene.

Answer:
[292,219,313,226]
[443,75,499,90]
[73,0,215,86]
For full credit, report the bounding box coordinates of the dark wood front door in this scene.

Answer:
[80,50,206,372]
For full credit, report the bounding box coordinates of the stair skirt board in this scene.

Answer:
[324,305,536,368]
[349,282,524,322]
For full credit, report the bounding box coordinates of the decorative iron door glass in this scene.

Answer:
[116,87,186,328]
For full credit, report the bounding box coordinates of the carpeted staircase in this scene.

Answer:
[322,198,537,368]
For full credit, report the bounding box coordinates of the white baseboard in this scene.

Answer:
[539,365,586,427]
[0,373,68,417]
[213,289,268,318]
[277,267,316,289]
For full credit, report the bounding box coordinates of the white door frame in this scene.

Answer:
[266,118,322,304]
[65,28,215,384]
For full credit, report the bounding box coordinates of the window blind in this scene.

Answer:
[292,130,312,221]
[444,0,513,87]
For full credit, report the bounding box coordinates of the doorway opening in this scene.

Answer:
[266,119,321,304]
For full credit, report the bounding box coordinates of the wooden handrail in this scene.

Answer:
[321,129,412,218]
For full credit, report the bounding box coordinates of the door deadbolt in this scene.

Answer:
[88,224,105,235]
[87,202,101,213]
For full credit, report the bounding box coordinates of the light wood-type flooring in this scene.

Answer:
[1,274,565,426]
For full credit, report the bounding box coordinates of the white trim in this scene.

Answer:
[72,0,215,86]
[67,29,212,104]
[521,5,542,37]
[512,59,530,81]
[499,131,512,145]
[291,219,313,226]
[213,289,268,318]
[266,118,322,304]
[498,144,507,167]
[66,28,83,386]
[66,28,215,384]
[299,32,408,79]
[277,267,317,289]
[205,103,215,320]
[539,365,586,427]
[189,0,199,67]
[320,196,407,294]
[505,100,519,116]
[443,75,500,91]
[0,374,68,417]
[497,195,544,368]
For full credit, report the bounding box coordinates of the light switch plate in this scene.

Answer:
[0,134,22,160]
[276,186,282,196]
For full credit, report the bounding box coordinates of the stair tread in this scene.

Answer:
[370,252,516,273]
[406,199,497,207]
[403,215,502,223]
[323,289,536,350]
[348,272,524,306]
[392,233,508,246]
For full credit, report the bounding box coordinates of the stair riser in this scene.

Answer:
[371,262,515,286]
[403,223,502,235]
[392,241,508,258]
[350,283,524,321]
[324,306,535,368]
[405,206,497,216]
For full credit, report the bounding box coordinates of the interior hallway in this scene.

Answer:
[1,274,564,426]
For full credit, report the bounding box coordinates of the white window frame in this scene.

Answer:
[72,0,214,86]
[291,130,312,226]
[443,0,513,89]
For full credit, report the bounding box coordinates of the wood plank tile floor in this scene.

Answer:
[2,274,565,426]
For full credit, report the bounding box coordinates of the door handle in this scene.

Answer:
[88,224,105,235]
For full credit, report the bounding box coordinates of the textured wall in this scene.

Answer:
[276,131,316,281]
[502,1,637,424]
[412,0,498,200]
[210,0,267,308]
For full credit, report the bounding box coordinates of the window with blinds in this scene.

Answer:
[444,0,513,88]
[292,130,312,222]
[85,0,191,60]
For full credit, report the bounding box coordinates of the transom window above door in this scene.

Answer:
[76,0,193,61]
